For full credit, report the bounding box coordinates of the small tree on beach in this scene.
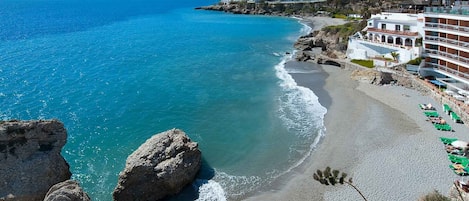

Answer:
[313,167,368,201]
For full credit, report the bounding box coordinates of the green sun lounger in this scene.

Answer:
[424,111,439,117]
[451,112,462,123]
[448,154,469,164]
[443,104,452,114]
[435,123,452,131]
[440,137,458,144]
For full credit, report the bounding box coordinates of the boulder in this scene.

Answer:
[43,180,90,201]
[113,129,201,201]
[0,120,71,201]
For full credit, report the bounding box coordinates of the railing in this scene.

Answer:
[425,49,469,64]
[424,22,469,33]
[424,36,469,49]
[423,61,469,80]
[367,27,419,36]
[353,38,415,49]
[425,6,469,16]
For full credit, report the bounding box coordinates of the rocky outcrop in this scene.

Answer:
[294,30,347,62]
[43,180,90,201]
[350,69,397,85]
[0,120,71,201]
[196,3,319,16]
[113,129,201,201]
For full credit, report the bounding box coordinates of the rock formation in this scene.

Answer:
[0,120,71,201]
[350,69,397,85]
[43,180,90,201]
[113,129,201,201]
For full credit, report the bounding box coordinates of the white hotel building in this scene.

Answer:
[420,3,469,91]
[346,12,425,66]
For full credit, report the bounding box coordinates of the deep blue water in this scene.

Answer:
[0,0,326,200]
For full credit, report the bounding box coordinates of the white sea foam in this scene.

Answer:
[212,171,262,199]
[273,54,328,174]
[194,179,227,201]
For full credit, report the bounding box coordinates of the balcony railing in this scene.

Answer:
[424,22,469,33]
[424,35,469,49]
[424,62,469,80]
[425,49,469,64]
[425,6,469,16]
[367,27,419,36]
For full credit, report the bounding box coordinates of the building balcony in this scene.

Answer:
[424,35,469,50]
[424,62,469,80]
[367,27,419,37]
[425,49,469,65]
[424,22,469,34]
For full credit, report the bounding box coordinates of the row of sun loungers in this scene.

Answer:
[420,105,453,131]
[440,137,469,176]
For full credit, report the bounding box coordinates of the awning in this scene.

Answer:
[430,80,446,87]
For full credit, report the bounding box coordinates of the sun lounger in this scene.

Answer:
[443,104,452,115]
[424,111,439,117]
[434,123,452,131]
[451,112,462,123]
[440,137,458,145]
[448,154,469,164]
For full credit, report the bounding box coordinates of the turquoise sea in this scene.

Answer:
[0,0,327,200]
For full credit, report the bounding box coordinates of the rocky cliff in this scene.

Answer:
[113,129,202,201]
[294,30,348,62]
[0,120,71,201]
[43,180,90,201]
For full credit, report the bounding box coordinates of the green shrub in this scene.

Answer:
[351,59,374,68]
[407,57,422,65]
[332,13,347,19]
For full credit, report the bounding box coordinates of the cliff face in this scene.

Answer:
[0,120,71,201]
[196,3,320,16]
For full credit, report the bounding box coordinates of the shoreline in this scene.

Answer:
[245,16,469,200]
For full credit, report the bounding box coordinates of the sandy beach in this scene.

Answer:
[245,17,469,201]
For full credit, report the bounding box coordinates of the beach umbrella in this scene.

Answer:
[452,140,469,149]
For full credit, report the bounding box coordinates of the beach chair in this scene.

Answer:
[424,111,439,117]
[451,112,462,123]
[440,137,458,145]
[435,123,452,131]
[448,154,469,164]
[443,104,452,115]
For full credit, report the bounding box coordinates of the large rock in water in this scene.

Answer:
[113,129,201,201]
[43,180,90,201]
[0,120,71,201]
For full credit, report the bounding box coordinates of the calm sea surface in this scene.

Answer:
[0,0,326,200]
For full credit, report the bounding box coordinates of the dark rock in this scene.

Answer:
[0,120,71,201]
[43,180,90,201]
[113,129,201,201]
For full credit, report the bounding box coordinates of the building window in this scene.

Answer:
[381,24,386,29]
[404,25,410,31]
[395,25,401,31]
[368,22,372,26]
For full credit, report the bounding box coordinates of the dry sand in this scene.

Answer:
[245,17,469,201]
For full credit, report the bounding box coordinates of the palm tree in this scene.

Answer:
[391,51,399,62]
[313,167,368,201]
